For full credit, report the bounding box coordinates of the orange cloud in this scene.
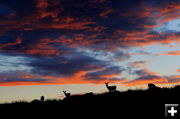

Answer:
[157,4,180,24]
[0,37,22,49]
[124,76,168,87]
[158,51,180,56]
[24,43,59,56]
[130,61,150,69]
[49,21,95,30]
[99,74,122,79]
[36,0,48,9]
[123,74,180,87]
[0,82,44,86]
[0,70,124,86]
[156,75,180,86]
[99,9,114,18]
[0,71,87,86]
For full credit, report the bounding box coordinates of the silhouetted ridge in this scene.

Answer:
[1,83,180,105]
[0,83,180,118]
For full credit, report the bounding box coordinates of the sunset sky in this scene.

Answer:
[0,0,180,103]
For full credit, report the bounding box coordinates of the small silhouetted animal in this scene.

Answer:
[63,91,71,98]
[148,83,160,90]
[41,96,45,102]
[105,82,117,92]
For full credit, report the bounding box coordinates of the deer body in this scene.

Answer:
[63,91,71,98]
[105,82,117,92]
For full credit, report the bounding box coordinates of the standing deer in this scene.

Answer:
[63,91,71,98]
[105,82,117,92]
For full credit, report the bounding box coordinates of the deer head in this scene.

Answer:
[105,82,109,86]
[62,91,71,98]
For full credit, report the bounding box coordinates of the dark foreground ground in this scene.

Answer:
[0,85,180,118]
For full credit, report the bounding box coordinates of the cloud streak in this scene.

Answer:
[158,51,180,56]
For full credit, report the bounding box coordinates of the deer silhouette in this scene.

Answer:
[105,82,117,92]
[63,91,71,98]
